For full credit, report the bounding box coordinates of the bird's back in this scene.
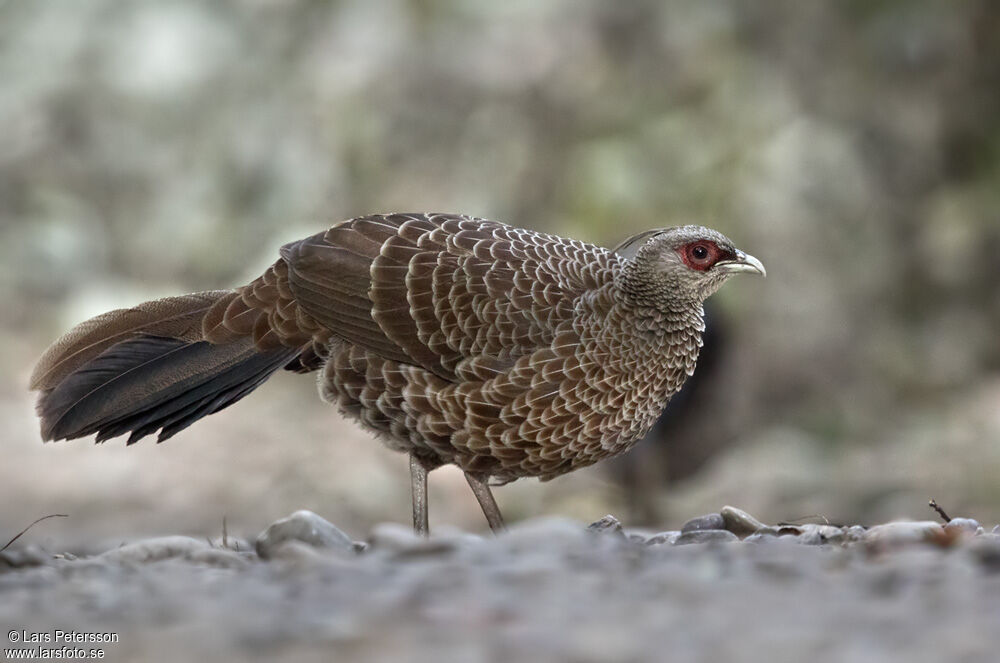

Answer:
[278,212,620,380]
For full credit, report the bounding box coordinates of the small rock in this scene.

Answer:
[843,525,867,542]
[674,529,739,545]
[796,524,846,545]
[744,531,779,544]
[945,518,981,536]
[0,545,49,569]
[681,513,725,533]
[100,536,209,563]
[720,506,767,537]
[644,531,681,546]
[752,526,783,537]
[864,520,944,547]
[588,515,624,536]
[256,510,357,560]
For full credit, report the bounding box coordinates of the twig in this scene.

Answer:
[1,514,68,553]
[928,499,951,524]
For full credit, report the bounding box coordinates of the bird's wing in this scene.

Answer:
[279,213,615,381]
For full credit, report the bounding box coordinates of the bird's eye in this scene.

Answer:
[679,241,720,271]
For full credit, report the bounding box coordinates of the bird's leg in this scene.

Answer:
[465,472,506,534]
[410,454,432,537]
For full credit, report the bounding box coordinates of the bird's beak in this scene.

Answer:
[715,251,766,277]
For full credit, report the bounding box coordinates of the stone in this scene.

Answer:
[796,524,846,545]
[644,531,681,546]
[588,515,625,536]
[681,513,725,533]
[255,510,357,560]
[720,506,767,537]
[864,521,944,546]
[843,525,867,542]
[945,518,981,536]
[674,529,739,545]
[0,545,49,569]
[100,536,210,563]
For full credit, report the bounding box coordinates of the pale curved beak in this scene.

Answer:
[715,251,766,277]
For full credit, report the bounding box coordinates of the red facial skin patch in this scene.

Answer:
[677,241,734,271]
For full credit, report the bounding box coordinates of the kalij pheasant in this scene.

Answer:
[30,213,764,533]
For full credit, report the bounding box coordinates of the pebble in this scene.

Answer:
[864,520,944,546]
[644,531,681,546]
[796,524,846,545]
[674,529,739,545]
[588,515,624,536]
[0,545,49,569]
[945,518,981,536]
[681,513,725,533]
[744,531,778,544]
[720,506,767,537]
[843,525,867,542]
[100,536,210,563]
[255,510,358,560]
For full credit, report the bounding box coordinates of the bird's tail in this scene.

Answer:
[30,290,302,445]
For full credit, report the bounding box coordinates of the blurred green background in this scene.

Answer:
[2,0,998,547]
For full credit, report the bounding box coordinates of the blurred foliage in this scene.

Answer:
[1,0,999,532]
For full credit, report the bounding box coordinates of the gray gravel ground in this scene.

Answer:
[3,511,1000,663]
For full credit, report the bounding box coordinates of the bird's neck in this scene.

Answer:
[614,255,702,316]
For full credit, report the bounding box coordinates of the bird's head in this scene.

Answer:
[613,225,765,308]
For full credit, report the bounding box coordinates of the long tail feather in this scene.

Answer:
[30,291,234,391]
[32,290,303,445]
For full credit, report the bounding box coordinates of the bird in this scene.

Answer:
[29,213,764,535]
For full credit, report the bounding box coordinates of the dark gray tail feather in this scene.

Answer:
[37,335,300,444]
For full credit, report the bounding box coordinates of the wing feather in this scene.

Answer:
[281,213,617,382]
